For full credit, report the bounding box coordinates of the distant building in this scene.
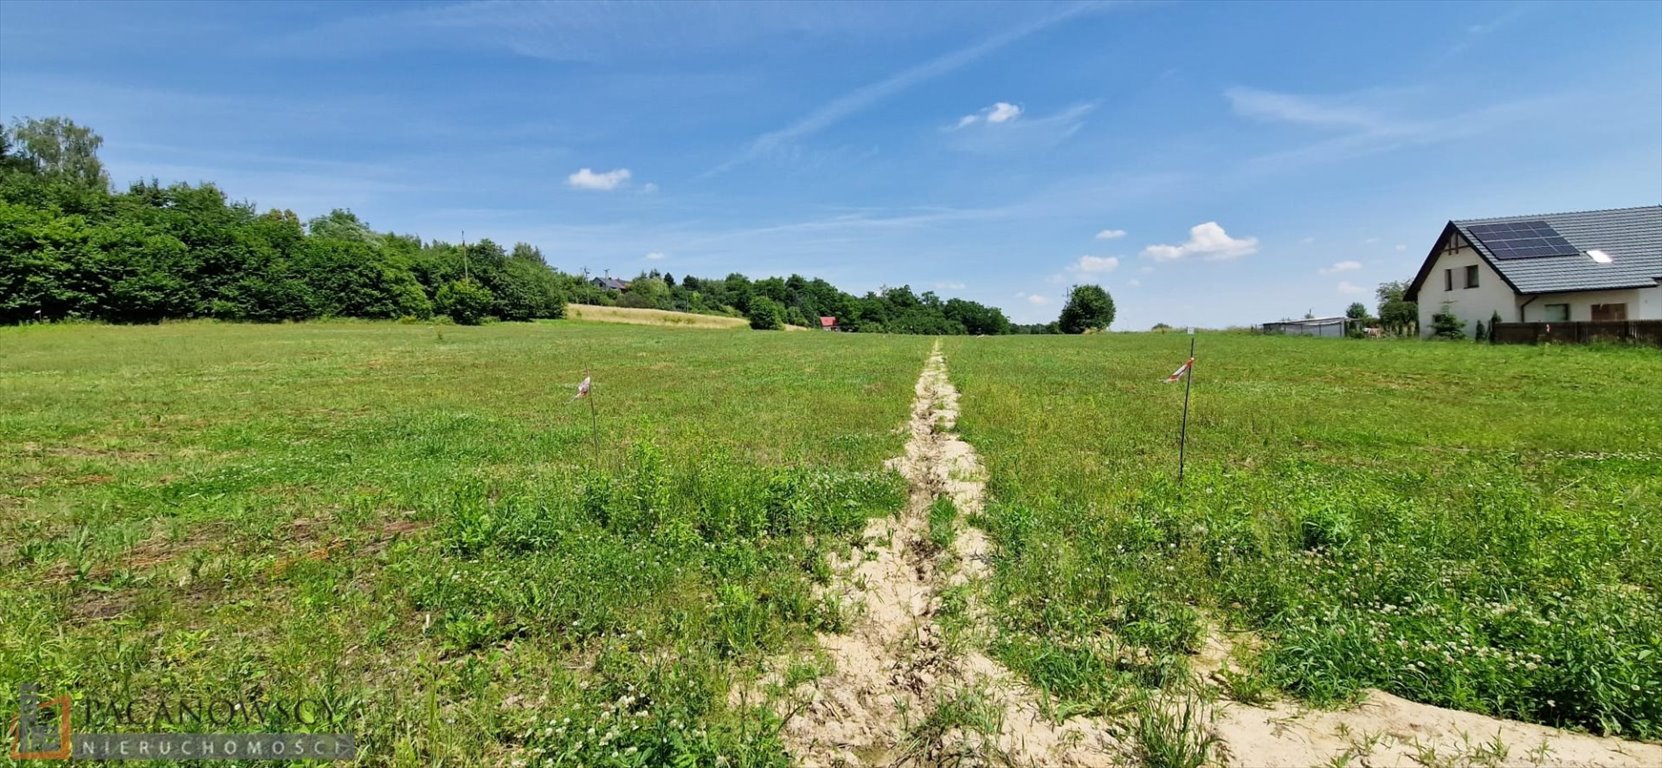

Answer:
[1261,317,1348,337]
[1404,206,1661,337]
[819,316,839,331]
[590,276,630,291]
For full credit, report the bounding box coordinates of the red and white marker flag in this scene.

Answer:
[573,375,592,400]
[1164,357,1194,383]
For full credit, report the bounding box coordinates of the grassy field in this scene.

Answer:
[5,322,1659,766]
[0,320,929,766]
[942,333,1662,741]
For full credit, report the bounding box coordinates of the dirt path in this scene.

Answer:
[775,342,1122,767]
[774,342,1662,768]
[1196,633,1662,768]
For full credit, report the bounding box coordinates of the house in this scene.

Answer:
[590,276,630,292]
[1261,316,1348,337]
[1405,206,1662,337]
[818,316,839,331]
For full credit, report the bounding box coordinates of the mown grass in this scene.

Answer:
[0,320,930,766]
[943,333,1662,741]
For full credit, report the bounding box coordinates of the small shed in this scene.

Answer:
[1261,316,1347,337]
[819,316,839,331]
[590,277,630,291]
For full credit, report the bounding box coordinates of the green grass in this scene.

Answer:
[6,322,1659,765]
[943,333,1662,740]
[0,320,929,766]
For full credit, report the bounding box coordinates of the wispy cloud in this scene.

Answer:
[1319,260,1361,275]
[1142,222,1258,262]
[1095,229,1126,240]
[568,167,631,191]
[1337,281,1365,295]
[1227,85,1554,172]
[946,102,1093,154]
[1017,291,1051,306]
[1071,255,1120,273]
[955,101,1022,128]
[645,251,666,261]
[935,281,967,290]
[718,2,1094,172]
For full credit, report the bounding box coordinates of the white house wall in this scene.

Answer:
[1417,233,1520,336]
[1519,287,1656,321]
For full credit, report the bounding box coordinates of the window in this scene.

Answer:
[1464,265,1479,289]
[1591,303,1627,322]
[1444,269,1453,291]
[1543,304,1569,322]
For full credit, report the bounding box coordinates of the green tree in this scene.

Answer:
[436,278,494,325]
[6,116,109,189]
[1430,309,1465,340]
[1376,281,1417,336]
[1058,284,1115,334]
[621,276,671,310]
[747,296,785,330]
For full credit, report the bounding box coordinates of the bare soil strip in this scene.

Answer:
[775,343,1120,767]
[775,342,1662,768]
[1197,635,1662,767]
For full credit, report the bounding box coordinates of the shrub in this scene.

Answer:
[747,296,784,330]
[435,278,494,325]
[1431,312,1465,340]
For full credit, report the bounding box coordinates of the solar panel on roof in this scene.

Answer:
[1466,220,1579,260]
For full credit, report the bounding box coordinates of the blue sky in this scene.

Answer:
[3,1,1659,328]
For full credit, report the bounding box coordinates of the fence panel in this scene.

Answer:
[1491,321,1662,347]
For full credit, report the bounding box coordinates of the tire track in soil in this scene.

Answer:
[773,342,1121,767]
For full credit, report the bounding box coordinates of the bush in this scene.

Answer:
[747,296,785,330]
[1431,312,1465,340]
[435,278,494,325]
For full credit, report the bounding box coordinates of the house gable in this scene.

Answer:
[1406,224,1522,304]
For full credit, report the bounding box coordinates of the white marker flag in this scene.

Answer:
[574,376,591,400]
[1164,357,1194,383]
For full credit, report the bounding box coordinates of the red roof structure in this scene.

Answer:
[819,316,838,329]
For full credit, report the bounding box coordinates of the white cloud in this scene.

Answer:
[1319,260,1362,275]
[567,167,631,191]
[1139,266,1154,274]
[957,101,1023,127]
[934,281,967,290]
[642,182,660,194]
[1128,279,1142,287]
[1141,222,1259,262]
[946,102,1092,153]
[1017,291,1050,306]
[645,251,666,261]
[1301,236,1317,244]
[1095,229,1127,240]
[1337,281,1365,295]
[1072,255,1120,273]
[1395,243,1407,251]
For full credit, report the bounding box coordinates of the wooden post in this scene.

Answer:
[1178,334,1195,484]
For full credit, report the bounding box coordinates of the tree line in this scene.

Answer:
[2,117,1115,334]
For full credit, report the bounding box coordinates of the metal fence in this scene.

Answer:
[1491,320,1662,346]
